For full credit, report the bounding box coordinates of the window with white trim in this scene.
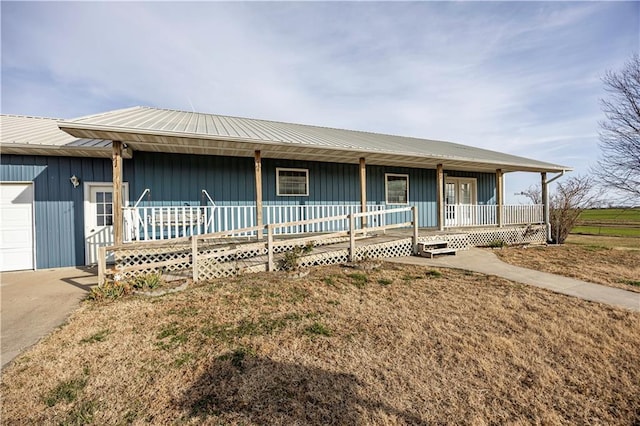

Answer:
[385,173,409,204]
[276,168,309,196]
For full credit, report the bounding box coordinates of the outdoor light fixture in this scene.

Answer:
[70,175,80,188]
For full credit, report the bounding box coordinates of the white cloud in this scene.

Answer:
[2,1,638,202]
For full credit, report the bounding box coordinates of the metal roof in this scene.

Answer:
[1,114,131,159]
[56,106,569,173]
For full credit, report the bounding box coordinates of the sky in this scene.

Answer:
[2,1,638,203]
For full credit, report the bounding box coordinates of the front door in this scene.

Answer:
[445,178,477,227]
[84,182,128,264]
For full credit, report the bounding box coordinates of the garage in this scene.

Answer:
[1,182,34,271]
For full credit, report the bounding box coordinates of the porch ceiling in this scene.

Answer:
[58,106,571,174]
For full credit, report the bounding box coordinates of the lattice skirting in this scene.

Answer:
[464,224,546,247]
[104,225,547,284]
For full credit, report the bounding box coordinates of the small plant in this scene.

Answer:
[80,329,111,344]
[620,279,640,287]
[44,372,88,406]
[486,240,507,248]
[173,352,195,367]
[425,269,443,278]
[156,322,189,349]
[88,280,132,301]
[279,243,315,271]
[65,400,96,425]
[378,278,393,286]
[348,272,368,288]
[305,321,332,337]
[132,272,163,290]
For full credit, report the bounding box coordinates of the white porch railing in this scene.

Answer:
[445,204,543,228]
[123,204,386,242]
[502,204,544,226]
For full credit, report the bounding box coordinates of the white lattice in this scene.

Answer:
[464,225,546,247]
[354,238,413,261]
[296,249,350,269]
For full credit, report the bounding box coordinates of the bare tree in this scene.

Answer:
[522,175,602,244]
[594,54,640,202]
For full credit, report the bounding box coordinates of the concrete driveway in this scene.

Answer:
[1,267,96,369]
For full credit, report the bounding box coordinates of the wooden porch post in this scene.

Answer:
[255,150,263,239]
[359,157,367,228]
[112,140,123,246]
[496,169,504,228]
[436,164,444,231]
[541,172,549,240]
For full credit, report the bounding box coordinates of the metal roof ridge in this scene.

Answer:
[133,105,460,145]
[64,106,144,123]
[1,114,62,121]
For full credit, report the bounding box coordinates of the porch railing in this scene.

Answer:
[445,204,543,228]
[123,204,386,243]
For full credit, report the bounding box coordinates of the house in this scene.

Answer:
[1,106,570,272]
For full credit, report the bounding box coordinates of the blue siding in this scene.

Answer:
[0,155,132,269]
[2,151,499,268]
[262,159,360,205]
[130,152,255,207]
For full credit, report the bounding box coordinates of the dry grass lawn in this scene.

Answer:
[494,238,640,293]
[2,263,640,425]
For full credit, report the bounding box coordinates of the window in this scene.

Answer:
[385,173,409,204]
[95,190,113,226]
[277,168,309,196]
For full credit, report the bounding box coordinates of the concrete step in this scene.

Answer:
[420,247,457,258]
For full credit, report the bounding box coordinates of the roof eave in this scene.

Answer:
[58,122,569,173]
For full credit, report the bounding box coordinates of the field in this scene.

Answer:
[2,263,639,425]
[572,208,640,237]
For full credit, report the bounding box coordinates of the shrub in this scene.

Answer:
[486,240,506,248]
[279,244,314,271]
[89,280,132,301]
[132,273,163,290]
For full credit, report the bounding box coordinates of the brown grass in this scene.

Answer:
[2,264,640,425]
[494,240,640,293]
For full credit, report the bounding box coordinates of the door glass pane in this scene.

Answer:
[460,183,472,204]
[445,182,456,204]
[94,190,114,228]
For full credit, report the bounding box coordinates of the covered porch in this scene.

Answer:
[57,106,569,263]
[121,201,544,243]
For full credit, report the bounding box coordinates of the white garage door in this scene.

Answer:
[0,183,34,271]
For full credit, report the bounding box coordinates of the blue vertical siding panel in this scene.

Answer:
[261,159,360,206]
[131,152,255,208]
[1,154,114,268]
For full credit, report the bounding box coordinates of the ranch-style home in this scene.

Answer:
[1,106,569,276]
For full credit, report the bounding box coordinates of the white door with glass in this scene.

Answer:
[84,182,128,264]
[445,178,477,227]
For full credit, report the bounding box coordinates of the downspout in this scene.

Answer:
[542,170,566,243]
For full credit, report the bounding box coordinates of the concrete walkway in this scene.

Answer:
[0,267,96,369]
[388,248,640,312]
